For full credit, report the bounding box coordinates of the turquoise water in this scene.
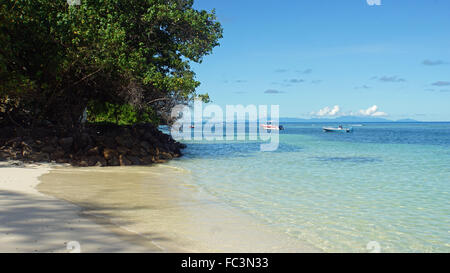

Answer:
[166,123,450,252]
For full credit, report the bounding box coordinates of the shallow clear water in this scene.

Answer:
[166,123,450,252]
[38,165,317,252]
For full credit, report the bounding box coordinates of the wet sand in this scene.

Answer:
[37,165,318,252]
[0,162,161,252]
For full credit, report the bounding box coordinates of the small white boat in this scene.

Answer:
[323,125,353,133]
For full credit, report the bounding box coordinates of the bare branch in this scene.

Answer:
[147,97,169,104]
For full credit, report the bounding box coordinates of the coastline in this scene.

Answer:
[0,161,163,252]
[37,164,319,252]
[0,161,319,253]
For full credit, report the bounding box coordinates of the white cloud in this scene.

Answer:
[358,105,387,117]
[314,105,340,117]
[312,105,388,117]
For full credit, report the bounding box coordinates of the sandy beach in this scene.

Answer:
[0,162,163,253]
[0,162,317,253]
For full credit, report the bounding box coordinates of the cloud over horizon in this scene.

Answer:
[375,76,406,83]
[298,68,312,74]
[355,85,371,90]
[313,105,341,117]
[422,60,446,66]
[312,105,388,117]
[287,78,304,83]
[358,105,388,117]
[264,89,284,94]
[432,81,450,86]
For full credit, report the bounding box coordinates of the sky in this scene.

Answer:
[190,0,450,121]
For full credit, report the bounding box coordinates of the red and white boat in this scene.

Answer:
[260,122,284,130]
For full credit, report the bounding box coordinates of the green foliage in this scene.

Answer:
[87,101,159,125]
[0,0,222,127]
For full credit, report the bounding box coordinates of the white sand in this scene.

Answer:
[0,162,162,253]
[0,162,319,253]
[37,165,319,253]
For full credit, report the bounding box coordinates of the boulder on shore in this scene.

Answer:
[0,123,185,167]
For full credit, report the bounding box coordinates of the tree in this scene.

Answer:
[0,0,222,129]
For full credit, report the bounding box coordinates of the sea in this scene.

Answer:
[164,122,450,252]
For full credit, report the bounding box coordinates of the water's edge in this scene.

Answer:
[37,165,320,252]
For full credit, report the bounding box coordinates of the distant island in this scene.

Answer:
[279,116,420,123]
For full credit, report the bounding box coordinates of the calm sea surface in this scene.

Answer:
[164,123,450,252]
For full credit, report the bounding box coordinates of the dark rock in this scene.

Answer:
[159,152,173,160]
[41,145,56,154]
[0,151,7,161]
[86,156,104,167]
[12,151,23,160]
[78,160,89,167]
[30,152,49,162]
[6,137,22,148]
[127,155,141,165]
[139,147,147,157]
[93,136,105,146]
[141,156,154,165]
[34,128,51,138]
[50,149,65,160]
[21,140,32,148]
[147,146,156,155]
[129,146,141,157]
[0,123,185,167]
[140,141,151,152]
[59,137,73,151]
[56,158,68,163]
[103,148,118,161]
[107,156,120,166]
[0,126,15,139]
[95,156,107,167]
[78,133,91,148]
[143,132,158,144]
[22,142,33,155]
[115,135,133,148]
[33,140,44,148]
[117,146,129,155]
[119,155,132,166]
[87,146,99,156]
[103,137,117,149]
[49,136,59,146]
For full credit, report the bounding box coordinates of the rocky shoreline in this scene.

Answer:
[0,123,185,167]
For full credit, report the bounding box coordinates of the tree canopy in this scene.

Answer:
[0,0,222,128]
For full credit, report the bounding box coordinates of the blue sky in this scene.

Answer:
[191,0,450,121]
